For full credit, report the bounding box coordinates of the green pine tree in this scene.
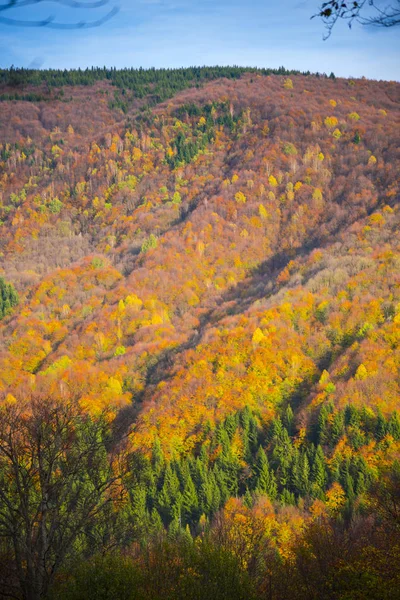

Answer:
[181,473,199,524]
[158,463,181,523]
[253,446,277,500]
[388,411,400,440]
[311,445,327,492]
[283,405,295,436]
[375,408,387,441]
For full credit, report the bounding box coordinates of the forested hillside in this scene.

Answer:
[0,67,399,600]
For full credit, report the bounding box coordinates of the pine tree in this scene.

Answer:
[345,405,360,428]
[340,459,355,502]
[269,417,284,442]
[290,448,301,494]
[181,473,199,524]
[158,463,181,523]
[283,405,295,436]
[349,426,364,450]
[152,436,164,478]
[311,445,327,491]
[224,413,238,440]
[243,489,253,508]
[299,452,310,496]
[317,403,332,446]
[0,277,19,320]
[271,428,293,488]
[216,438,240,497]
[331,411,345,444]
[376,409,387,441]
[280,488,295,505]
[253,446,277,500]
[388,411,400,440]
[213,466,229,506]
[199,475,213,515]
[149,508,163,535]
[356,472,367,496]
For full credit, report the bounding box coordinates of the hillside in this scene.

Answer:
[0,67,399,599]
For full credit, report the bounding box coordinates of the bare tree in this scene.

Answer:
[0,0,119,28]
[0,393,127,600]
[314,0,400,38]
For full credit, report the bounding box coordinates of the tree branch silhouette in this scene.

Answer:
[313,0,400,38]
[0,0,119,28]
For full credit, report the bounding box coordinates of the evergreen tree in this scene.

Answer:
[213,466,229,506]
[340,458,355,502]
[283,405,295,436]
[216,438,240,497]
[224,413,238,440]
[181,473,199,525]
[280,488,296,505]
[299,452,310,496]
[331,411,345,444]
[375,408,387,441]
[348,425,364,450]
[317,403,333,446]
[243,488,254,508]
[356,471,367,496]
[151,436,165,479]
[388,411,400,440]
[0,277,19,320]
[208,471,222,514]
[158,463,181,523]
[269,417,284,442]
[311,445,327,492]
[345,405,360,428]
[271,427,293,488]
[253,446,277,500]
[149,508,163,535]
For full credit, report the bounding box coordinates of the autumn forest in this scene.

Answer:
[0,66,399,600]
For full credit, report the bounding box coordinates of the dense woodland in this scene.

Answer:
[0,67,399,600]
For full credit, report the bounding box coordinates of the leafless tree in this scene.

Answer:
[0,0,119,28]
[0,393,127,600]
[314,0,400,38]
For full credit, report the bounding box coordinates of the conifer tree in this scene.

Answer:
[158,464,181,523]
[152,436,165,479]
[0,277,18,320]
[253,446,277,500]
[299,452,310,496]
[317,403,331,446]
[181,473,199,524]
[283,405,295,436]
[280,488,296,505]
[149,508,164,535]
[331,411,345,444]
[388,411,400,440]
[311,445,327,492]
[376,409,387,441]
[271,428,293,488]
[213,466,229,506]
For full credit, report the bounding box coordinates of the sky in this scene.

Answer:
[0,0,399,80]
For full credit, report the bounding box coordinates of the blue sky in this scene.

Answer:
[0,0,399,79]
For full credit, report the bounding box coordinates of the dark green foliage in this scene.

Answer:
[51,553,145,600]
[311,445,327,496]
[283,405,295,435]
[376,408,387,440]
[253,446,277,499]
[388,411,400,440]
[93,405,397,536]
[0,277,18,320]
[0,66,317,106]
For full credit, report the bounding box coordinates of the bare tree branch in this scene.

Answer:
[313,0,400,38]
[0,0,119,28]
